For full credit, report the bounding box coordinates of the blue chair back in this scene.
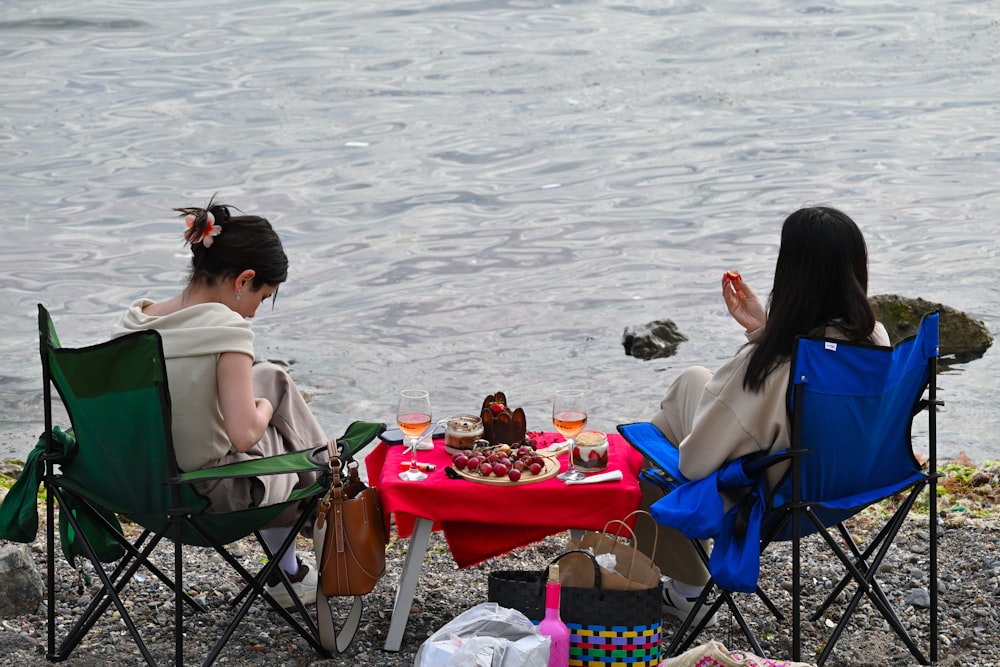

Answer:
[776,312,939,536]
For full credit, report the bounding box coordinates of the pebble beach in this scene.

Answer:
[1,459,998,667]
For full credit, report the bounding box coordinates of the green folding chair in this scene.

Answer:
[30,304,384,666]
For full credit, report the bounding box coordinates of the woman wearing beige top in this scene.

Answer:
[115,196,327,608]
[636,206,890,627]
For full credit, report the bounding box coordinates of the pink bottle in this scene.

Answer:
[537,563,570,666]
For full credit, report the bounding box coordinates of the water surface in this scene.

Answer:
[1,0,997,461]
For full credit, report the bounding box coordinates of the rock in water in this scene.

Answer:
[870,294,993,362]
[623,296,991,364]
[622,320,688,360]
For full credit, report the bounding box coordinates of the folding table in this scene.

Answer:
[365,431,644,651]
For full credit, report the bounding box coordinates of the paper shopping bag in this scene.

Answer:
[564,510,661,591]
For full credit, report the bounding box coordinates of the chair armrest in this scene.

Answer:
[172,421,388,486]
[639,468,678,491]
[173,448,323,485]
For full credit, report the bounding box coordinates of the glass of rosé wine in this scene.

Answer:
[397,389,432,481]
[553,389,587,482]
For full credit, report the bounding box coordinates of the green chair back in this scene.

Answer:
[40,306,201,519]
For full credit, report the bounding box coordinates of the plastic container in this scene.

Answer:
[444,414,485,453]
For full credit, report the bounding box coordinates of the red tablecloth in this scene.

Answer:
[365,432,643,568]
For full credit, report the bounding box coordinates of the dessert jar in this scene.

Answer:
[572,430,609,473]
[445,414,485,452]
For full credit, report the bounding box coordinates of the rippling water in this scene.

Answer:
[1,0,998,461]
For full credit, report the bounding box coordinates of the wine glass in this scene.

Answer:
[397,389,432,482]
[553,389,587,482]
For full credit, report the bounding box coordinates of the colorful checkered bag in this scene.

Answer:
[489,548,663,666]
[569,621,662,667]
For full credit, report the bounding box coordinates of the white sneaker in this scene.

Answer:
[265,554,318,608]
[661,577,718,628]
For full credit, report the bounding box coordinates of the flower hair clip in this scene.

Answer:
[185,211,222,247]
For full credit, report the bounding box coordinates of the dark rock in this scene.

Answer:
[0,544,43,617]
[870,295,993,362]
[905,588,931,609]
[622,320,688,360]
[0,460,24,479]
[971,471,992,487]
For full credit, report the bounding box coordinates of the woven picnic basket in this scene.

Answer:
[489,548,662,666]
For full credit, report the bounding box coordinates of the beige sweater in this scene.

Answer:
[114,299,255,471]
[677,322,890,486]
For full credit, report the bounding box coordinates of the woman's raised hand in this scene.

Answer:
[722,270,766,333]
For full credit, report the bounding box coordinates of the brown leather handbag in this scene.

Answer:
[316,447,386,597]
[312,442,387,652]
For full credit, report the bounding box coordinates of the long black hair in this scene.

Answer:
[176,195,288,291]
[744,206,877,392]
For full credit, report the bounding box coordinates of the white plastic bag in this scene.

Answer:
[413,602,550,667]
[594,550,619,575]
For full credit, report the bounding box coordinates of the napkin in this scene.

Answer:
[564,469,623,485]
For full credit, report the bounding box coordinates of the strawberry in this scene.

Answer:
[723,269,745,298]
[489,402,505,415]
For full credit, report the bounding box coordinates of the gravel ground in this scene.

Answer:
[0,502,997,667]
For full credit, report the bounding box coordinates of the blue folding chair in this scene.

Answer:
[619,312,940,665]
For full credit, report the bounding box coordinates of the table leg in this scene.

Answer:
[384,516,433,652]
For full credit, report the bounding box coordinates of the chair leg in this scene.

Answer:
[811,522,869,619]
[120,528,206,612]
[752,583,784,621]
[47,485,158,664]
[791,511,801,663]
[928,476,939,664]
[173,513,184,667]
[807,498,930,666]
[45,474,57,661]
[663,584,709,656]
[664,539,769,659]
[812,510,904,621]
[200,502,328,666]
[53,511,210,663]
[62,493,207,615]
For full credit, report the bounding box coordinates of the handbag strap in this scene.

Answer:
[313,514,363,652]
[313,438,364,653]
[343,460,366,498]
[327,438,343,486]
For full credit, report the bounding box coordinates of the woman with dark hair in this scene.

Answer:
[637,206,890,626]
[113,196,325,607]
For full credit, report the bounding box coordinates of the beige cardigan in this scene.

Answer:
[114,299,255,471]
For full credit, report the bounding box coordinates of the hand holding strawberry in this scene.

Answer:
[723,269,742,295]
[722,269,766,333]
